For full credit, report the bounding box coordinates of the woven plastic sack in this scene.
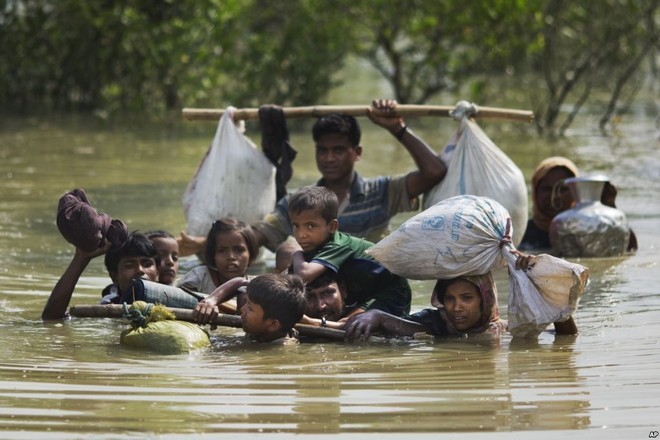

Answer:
[423,102,528,245]
[122,279,203,309]
[504,247,588,338]
[120,301,210,354]
[183,107,276,237]
[367,195,511,279]
[121,321,210,354]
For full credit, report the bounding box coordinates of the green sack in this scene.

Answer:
[119,301,210,354]
[121,320,210,354]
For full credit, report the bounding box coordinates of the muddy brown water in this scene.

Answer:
[0,104,658,438]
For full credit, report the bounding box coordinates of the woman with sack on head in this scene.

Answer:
[343,253,578,341]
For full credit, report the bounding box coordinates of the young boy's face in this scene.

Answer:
[240,295,278,337]
[114,255,159,291]
[305,280,344,322]
[290,209,338,253]
[151,236,179,286]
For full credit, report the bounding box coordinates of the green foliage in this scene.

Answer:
[1,0,656,136]
[0,0,243,113]
[211,0,355,107]
[347,0,544,103]
[530,0,659,135]
[0,0,353,113]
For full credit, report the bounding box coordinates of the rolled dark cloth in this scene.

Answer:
[56,188,128,251]
[259,105,298,201]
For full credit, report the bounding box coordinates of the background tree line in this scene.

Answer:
[1,0,657,136]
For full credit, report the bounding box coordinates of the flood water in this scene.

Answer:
[0,97,658,439]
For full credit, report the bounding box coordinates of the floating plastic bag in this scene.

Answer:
[423,102,528,245]
[367,195,511,279]
[504,248,588,338]
[120,301,210,354]
[183,107,276,237]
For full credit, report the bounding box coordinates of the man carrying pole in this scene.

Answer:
[178,99,448,261]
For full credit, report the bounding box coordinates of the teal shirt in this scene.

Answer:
[306,231,411,316]
[308,231,373,271]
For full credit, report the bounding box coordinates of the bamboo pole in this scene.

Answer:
[69,304,346,341]
[182,104,534,123]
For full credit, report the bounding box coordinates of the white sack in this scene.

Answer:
[183,108,276,237]
[504,247,588,338]
[367,195,511,279]
[423,108,528,245]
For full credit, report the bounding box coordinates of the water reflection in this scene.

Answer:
[508,337,590,430]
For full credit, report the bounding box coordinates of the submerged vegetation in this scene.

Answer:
[1,0,657,136]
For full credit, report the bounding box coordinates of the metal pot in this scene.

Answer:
[550,175,630,257]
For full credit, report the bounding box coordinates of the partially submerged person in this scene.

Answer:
[343,254,578,340]
[42,232,159,320]
[192,273,306,344]
[301,271,348,329]
[177,217,258,296]
[288,186,412,322]
[145,230,179,286]
[178,99,447,260]
[519,156,637,252]
[343,273,505,340]
[519,157,579,251]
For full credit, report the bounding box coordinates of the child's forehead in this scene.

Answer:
[119,254,154,262]
[151,236,178,249]
[214,230,246,242]
[290,208,324,220]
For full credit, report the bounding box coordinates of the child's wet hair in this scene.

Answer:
[104,231,159,273]
[144,230,175,240]
[205,217,259,268]
[247,273,306,333]
[312,113,361,147]
[288,186,338,223]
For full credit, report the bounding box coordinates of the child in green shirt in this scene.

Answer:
[288,186,411,326]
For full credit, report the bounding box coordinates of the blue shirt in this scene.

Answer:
[254,171,417,251]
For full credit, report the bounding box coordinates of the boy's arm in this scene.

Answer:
[367,99,447,198]
[42,242,112,320]
[193,277,249,325]
[291,250,327,283]
[177,227,272,258]
[344,309,428,340]
[177,211,281,258]
[177,231,206,257]
[299,314,346,330]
